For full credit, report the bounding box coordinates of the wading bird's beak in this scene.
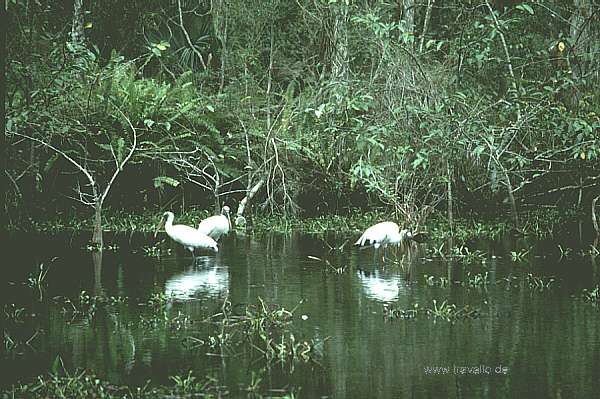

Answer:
[154,218,165,238]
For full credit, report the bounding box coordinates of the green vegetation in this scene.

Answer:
[26,264,49,301]
[580,285,600,305]
[383,300,480,323]
[195,297,319,368]
[4,0,600,396]
[5,368,229,398]
[5,1,599,245]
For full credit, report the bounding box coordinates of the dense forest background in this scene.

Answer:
[5,0,600,243]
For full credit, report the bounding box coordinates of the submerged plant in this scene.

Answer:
[4,304,26,323]
[170,371,225,397]
[384,300,479,323]
[26,263,49,301]
[195,297,321,368]
[500,274,519,289]
[424,275,450,287]
[558,245,573,259]
[141,244,172,257]
[4,329,41,356]
[6,368,228,398]
[383,303,420,321]
[581,285,599,305]
[510,248,530,262]
[307,255,348,274]
[526,273,556,291]
[56,291,127,322]
[426,299,479,322]
[462,272,490,288]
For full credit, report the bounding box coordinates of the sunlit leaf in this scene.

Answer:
[44,154,59,173]
[516,4,534,14]
[153,176,180,188]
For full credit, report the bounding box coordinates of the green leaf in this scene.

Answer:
[153,176,180,189]
[116,137,125,163]
[44,154,60,173]
[51,355,64,374]
[516,4,534,15]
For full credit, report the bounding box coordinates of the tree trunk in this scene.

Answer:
[568,0,598,107]
[419,0,435,53]
[237,178,265,218]
[330,2,349,81]
[92,202,103,248]
[592,195,599,236]
[403,0,415,43]
[70,0,85,50]
[92,250,103,296]
[212,0,228,93]
[446,159,454,235]
[504,171,520,230]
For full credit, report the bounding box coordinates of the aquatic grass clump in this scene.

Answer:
[55,291,128,322]
[383,303,420,321]
[462,272,490,288]
[26,263,49,301]
[5,369,227,398]
[141,243,172,257]
[169,370,227,397]
[384,300,479,323]
[194,297,322,368]
[4,329,41,356]
[427,219,512,242]
[526,273,556,291]
[510,248,530,262]
[426,243,488,264]
[4,304,26,323]
[423,275,450,287]
[426,299,480,322]
[580,285,599,305]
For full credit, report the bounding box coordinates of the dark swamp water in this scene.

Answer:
[2,225,600,398]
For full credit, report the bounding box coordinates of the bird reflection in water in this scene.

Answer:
[164,257,229,300]
[357,269,410,303]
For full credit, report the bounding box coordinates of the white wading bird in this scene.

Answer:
[155,211,218,257]
[198,205,231,241]
[354,221,426,261]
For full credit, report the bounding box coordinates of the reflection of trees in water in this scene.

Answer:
[320,283,600,397]
[47,306,136,384]
[26,232,600,396]
[164,256,229,300]
[92,250,103,296]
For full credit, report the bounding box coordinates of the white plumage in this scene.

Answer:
[355,222,413,249]
[198,205,231,241]
[155,211,218,256]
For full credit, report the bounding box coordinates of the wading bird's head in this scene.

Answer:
[154,212,173,238]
